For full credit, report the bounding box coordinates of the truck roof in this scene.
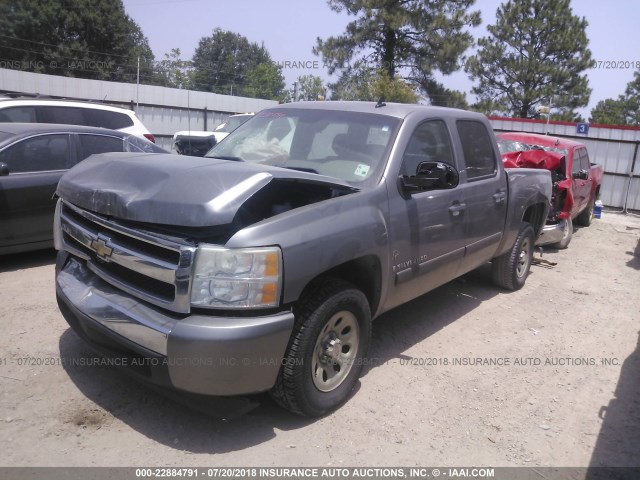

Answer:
[272,100,488,121]
[497,131,586,148]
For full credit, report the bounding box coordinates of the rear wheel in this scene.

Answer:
[271,279,371,417]
[492,222,535,291]
[551,217,573,249]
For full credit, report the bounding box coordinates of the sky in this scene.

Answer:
[121,0,639,118]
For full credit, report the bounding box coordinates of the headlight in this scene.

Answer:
[53,199,63,251]
[191,245,282,309]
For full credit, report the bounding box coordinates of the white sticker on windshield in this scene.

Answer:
[355,164,370,177]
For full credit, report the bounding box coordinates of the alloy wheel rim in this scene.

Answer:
[312,310,360,392]
[517,237,531,277]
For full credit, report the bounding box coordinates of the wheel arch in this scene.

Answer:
[296,255,382,318]
[522,202,548,239]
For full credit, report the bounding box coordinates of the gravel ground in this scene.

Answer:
[1,211,639,469]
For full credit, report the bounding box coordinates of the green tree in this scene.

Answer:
[243,63,286,101]
[0,0,156,83]
[154,48,193,89]
[589,70,640,126]
[330,63,418,103]
[314,0,480,103]
[621,70,640,125]
[294,75,326,101]
[466,0,593,119]
[191,28,281,97]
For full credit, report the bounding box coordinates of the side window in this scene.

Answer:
[571,149,582,175]
[78,134,124,161]
[456,120,497,180]
[84,109,134,129]
[0,106,37,123]
[40,107,85,126]
[0,134,71,173]
[401,120,454,176]
[580,148,591,170]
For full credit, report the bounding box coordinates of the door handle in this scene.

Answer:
[448,203,466,217]
[493,192,506,204]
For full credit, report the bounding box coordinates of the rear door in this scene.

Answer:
[0,134,73,249]
[453,119,508,274]
[76,133,125,160]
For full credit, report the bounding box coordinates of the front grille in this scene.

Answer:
[59,201,197,313]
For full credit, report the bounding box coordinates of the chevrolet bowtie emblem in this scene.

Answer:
[90,238,113,260]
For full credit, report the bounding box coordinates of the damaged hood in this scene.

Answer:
[501,150,564,171]
[57,152,356,227]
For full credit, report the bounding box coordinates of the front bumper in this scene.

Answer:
[535,219,567,246]
[55,252,295,396]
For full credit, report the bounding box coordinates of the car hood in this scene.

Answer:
[56,152,357,227]
[501,150,564,171]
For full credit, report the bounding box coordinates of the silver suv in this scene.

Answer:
[0,98,155,142]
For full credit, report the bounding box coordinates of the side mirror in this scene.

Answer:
[399,161,459,197]
[572,169,589,181]
[0,162,9,176]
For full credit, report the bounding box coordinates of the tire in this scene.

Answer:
[550,217,573,249]
[271,279,372,417]
[576,198,594,227]
[492,222,535,291]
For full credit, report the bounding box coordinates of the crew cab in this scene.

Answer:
[497,132,603,248]
[54,102,552,416]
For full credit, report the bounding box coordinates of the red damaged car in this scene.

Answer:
[497,132,603,249]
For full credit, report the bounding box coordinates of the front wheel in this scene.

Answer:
[576,198,595,227]
[551,217,573,249]
[271,279,371,417]
[492,222,535,291]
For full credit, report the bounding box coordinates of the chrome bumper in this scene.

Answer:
[56,253,295,396]
[535,219,566,246]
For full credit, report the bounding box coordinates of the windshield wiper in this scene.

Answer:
[207,155,244,162]
[282,166,320,174]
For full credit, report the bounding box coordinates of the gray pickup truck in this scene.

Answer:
[54,101,551,417]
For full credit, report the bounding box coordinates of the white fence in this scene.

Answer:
[0,68,278,151]
[489,117,640,211]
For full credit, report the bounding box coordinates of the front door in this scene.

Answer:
[386,119,466,309]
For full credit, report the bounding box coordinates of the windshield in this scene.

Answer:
[215,114,253,133]
[205,108,401,187]
[498,138,568,156]
[124,135,166,153]
[497,139,530,154]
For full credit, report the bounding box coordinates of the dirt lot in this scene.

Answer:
[1,212,639,469]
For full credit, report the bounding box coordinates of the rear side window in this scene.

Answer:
[0,134,71,173]
[39,106,134,130]
[78,134,124,160]
[456,120,497,180]
[40,106,85,125]
[0,106,37,122]
[401,120,454,176]
[84,109,134,129]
